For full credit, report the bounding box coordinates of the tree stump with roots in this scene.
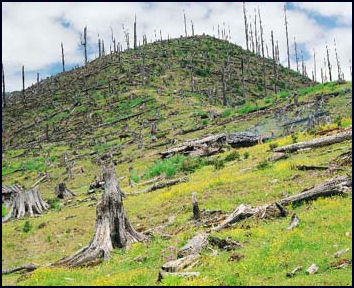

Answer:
[55,183,76,199]
[53,166,147,267]
[2,187,49,223]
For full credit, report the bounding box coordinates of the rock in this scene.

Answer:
[306,263,319,274]
[333,248,350,258]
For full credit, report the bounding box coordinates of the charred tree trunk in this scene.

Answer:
[183,11,187,37]
[61,42,65,72]
[258,7,266,96]
[22,65,25,104]
[326,43,332,82]
[2,63,5,108]
[294,37,299,72]
[192,192,200,220]
[271,31,277,94]
[55,183,76,199]
[82,26,88,66]
[333,38,341,81]
[313,49,317,82]
[243,2,250,77]
[98,38,101,58]
[191,20,194,36]
[284,4,290,69]
[53,166,147,267]
[134,15,137,50]
[2,187,49,223]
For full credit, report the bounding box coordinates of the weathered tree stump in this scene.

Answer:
[191,192,200,220]
[55,183,76,199]
[2,187,49,223]
[53,166,147,267]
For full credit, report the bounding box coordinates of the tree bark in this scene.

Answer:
[273,129,352,153]
[53,166,146,267]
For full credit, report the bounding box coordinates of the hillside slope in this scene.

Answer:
[2,35,352,286]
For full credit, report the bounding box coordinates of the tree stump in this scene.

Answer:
[55,183,76,199]
[53,166,147,267]
[191,192,200,220]
[2,187,49,223]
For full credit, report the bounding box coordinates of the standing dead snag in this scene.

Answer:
[2,62,5,108]
[294,37,299,72]
[22,65,25,104]
[183,10,187,37]
[192,192,200,220]
[134,14,137,50]
[271,31,277,94]
[326,43,332,82]
[284,4,290,69]
[54,166,147,267]
[61,42,65,72]
[2,186,49,223]
[81,26,88,66]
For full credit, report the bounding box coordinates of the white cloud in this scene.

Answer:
[2,2,352,91]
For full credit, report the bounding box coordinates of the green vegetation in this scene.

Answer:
[22,221,33,233]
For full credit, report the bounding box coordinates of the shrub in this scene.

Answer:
[291,133,298,143]
[130,173,140,183]
[257,160,271,170]
[145,155,185,179]
[334,115,342,128]
[214,158,225,170]
[224,151,240,162]
[244,151,250,159]
[48,198,61,211]
[202,119,209,126]
[22,221,33,233]
[222,109,232,118]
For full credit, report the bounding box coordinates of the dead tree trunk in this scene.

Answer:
[258,7,266,96]
[134,14,137,50]
[53,166,147,267]
[273,129,352,153]
[55,183,76,199]
[2,187,49,223]
[61,42,65,72]
[192,192,200,220]
[284,4,290,69]
[2,63,5,108]
[294,37,299,72]
[183,11,187,37]
[333,38,341,81]
[98,38,101,58]
[326,43,332,81]
[313,48,317,82]
[191,20,194,36]
[82,26,88,66]
[271,31,277,94]
[243,2,250,76]
[22,65,25,104]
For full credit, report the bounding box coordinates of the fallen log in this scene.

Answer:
[212,175,351,231]
[178,232,208,258]
[130,177,189,195]
[268,152,288,162]
[273,129,352,153]
[208,236,242,251]
[226,131,269,148]
[296,165,328,171]
[2,263,39,275]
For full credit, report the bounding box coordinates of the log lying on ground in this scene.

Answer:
[2,263,39,275]
[53,166,147,268]
[208,235,242,251]
[130,177,189,195]
[178,232,208,258]
[268,152,288,162]
[160,133,226,158]
[273,129,352,153]
[226,131,270,148]
[333,150,352,166]
[55,183,76,199]
[2,187,49,223]
[212,175,351,231]
[157,254,200,282]
[296,165,328,171]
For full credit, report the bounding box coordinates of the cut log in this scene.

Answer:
[178,232,208,258]
[2,187,49,223]
[157,271,200,282]
[286,213,300,230]
[212,175,351,231]
[130,177,189,195]
[333,248,350,258]
[191,192,200,220]
[296,165,328,171]
[161,254,200,273]
[226,131,269,148]
[306,263,319,274]
[55,183,76,199]
[53,166,147,267]
[268,152,288,162]
[286,266,302,278]
[279,175,351,206]
[333,150,352,166]
[273,129,352,153]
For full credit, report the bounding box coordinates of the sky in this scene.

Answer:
[2,2,352,91]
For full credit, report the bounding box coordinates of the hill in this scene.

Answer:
[2,35,352,286]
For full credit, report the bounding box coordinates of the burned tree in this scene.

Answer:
[258,6,266,96]
[294,37,299,72]
[2,186,49,223]
[59,42,65,73]
[98,38,101,58]
[122,24,130,50]
[183,10,187,37]
[313,49,317,82]
[284,4,290,69]
[191,20,194,37]
[243,2,250,75]
[134,14,137,50]
[22,65,25,103]
[54,166,147,267]
[2,63,5,108]
[271,31,277,94]
[333,38,342,81]
[81,26,88,66]
[326,43,332,82]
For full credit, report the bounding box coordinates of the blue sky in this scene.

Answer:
[2,2,352,91]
